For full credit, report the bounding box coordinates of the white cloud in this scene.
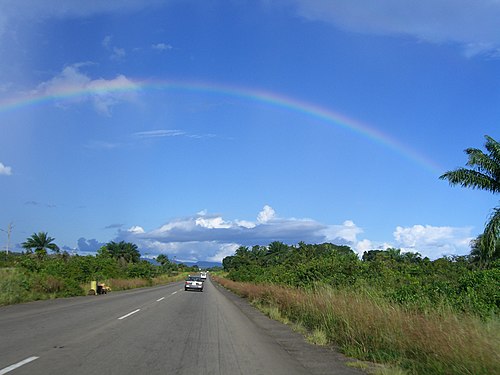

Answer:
[257,205,276,223]
[393,224,473,258]
[207,243,241,263]
[111,207,474,263]
[152,43,173,51]
[235,220,256,229]
[354,239,374,255]
[0,162,12,175]
[322,220,363,243]
[115,206,364,262]
[290,0,500,57]
[33,64,138,115]
[195,216,232,229]
[128,225,145,234]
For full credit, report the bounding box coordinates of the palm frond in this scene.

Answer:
[481,207,500,260]
[439,168,500,194]
[465,147,500,177]
[484,135,500,165]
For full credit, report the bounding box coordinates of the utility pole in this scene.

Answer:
[0,222,13,255]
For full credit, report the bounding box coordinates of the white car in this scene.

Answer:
[185,276,204,292]
[200,272,207,281]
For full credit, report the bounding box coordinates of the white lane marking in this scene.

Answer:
[0,356,39,375]
[172,291,178,295]
[156,297,165,301]
[118,309,140,320]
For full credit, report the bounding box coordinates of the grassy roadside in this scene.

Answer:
[0,268,188,305]
[213,275,500,375]
[102,273,188,291]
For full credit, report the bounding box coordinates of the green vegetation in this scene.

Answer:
[223,242,499,318]
[0,234,199,306]
[219,238,499,375]
[215,255,499,374]
[440,135,500,268]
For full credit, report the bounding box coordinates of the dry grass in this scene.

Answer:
[213,276,500,375]
[103,273,188,290]
[151,273,187,286]
[105,278,151,290]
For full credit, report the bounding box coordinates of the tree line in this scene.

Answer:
[222,241,498,317]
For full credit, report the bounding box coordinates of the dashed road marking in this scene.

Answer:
[156,297,165,301]
[0,356,39,375]
[118,309,140,320]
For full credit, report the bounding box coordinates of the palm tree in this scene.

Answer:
[103,241,141,263]
[156,254,170,266]
[22,232,60,259]
[440,135,500,267]
[470,230,500,268]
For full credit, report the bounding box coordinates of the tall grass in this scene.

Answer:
[213,276,499,375]
[105,273,187,290]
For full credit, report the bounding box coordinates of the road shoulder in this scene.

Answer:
[211,279,367,375]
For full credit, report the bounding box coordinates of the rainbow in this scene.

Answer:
[0,78,443,174]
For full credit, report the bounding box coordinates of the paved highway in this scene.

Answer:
[0,278,363,375]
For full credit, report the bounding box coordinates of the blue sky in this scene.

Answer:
[0,0,499,263]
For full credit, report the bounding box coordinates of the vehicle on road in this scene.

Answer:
[185,275,204,292]
[200,272,207,281]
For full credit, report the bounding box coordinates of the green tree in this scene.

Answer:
[265,241,289,266]
[21,232,60,259]
[156,254,170,266]
[440,135,500,267]
[102,241,141,263]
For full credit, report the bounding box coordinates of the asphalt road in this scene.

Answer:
[0,278,363,375]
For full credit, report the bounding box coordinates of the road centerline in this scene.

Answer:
[118,309,140,320]
[156,297,165,301]
[0,356,39,375]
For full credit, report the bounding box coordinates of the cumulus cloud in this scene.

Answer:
[393,224,473,259]
[128,226,145,234]
[114,206,369,262]
[290,0,500,57]
[103,206,477,262]
[33,64,138,115]
[0,162,12,175]
[322,220,363,243]
[257,205,276,223]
